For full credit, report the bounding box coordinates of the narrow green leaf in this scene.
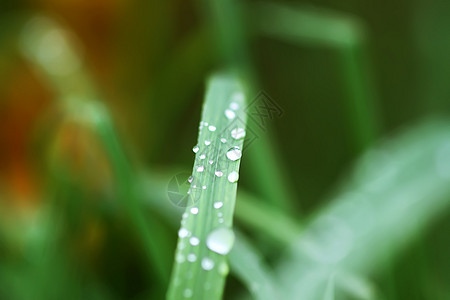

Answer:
[228,232,280,300]
[167,73,247,299]
[277,119,450,299]
[248,1,380,153]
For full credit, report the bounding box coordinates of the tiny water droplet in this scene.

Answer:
[218,212,223,217]
[231,92,243,105]
[218,218,224,223]
[197,166,204,173]
[231,128,246,140]
[189,236,200,246]
[225,109,236,120]
[208,160,214,165]
[202,185,207,190]
[215,171,224,177]
[208,125,216,132]
[205,140,211,146]
[183,289,193,298]
[178,228,189,238]
[206,227,235,255]
[190,207,199,215]
[218,262,229,275]
[176,253,185,263]
[226,147,242,161]
[192,184,197,188]
[214,202,223,209]
[204,122,209,126]
[228,171,239,183]
[199,154,206,160]
[188,176,193,183]
[187,253,197,262]
[201,257,215,271]
[193,146,199,153]
[221,138,227,143]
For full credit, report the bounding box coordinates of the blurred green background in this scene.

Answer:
[0,0,449,299]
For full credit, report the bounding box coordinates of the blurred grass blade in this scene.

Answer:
[235,191,301,245]
[277,118,450,299]
[167,73,247,299]
[229,232,280,300]
[248,1,380,153]
[201,0,297,212]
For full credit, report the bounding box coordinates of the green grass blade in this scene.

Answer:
[167,73,247,299]
[201,0,297,212]
[277,118,450,299]
[228,232,280,300]
[248,1,380,153]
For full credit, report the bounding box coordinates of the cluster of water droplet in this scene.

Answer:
[173,93,245,298]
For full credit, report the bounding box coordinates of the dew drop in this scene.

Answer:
[190,207,199,215]
[217,212,223,217]
[192,184,197,188]
[208,160,214,165]
[176,253,185,263]
[202,185,207,190]
[183,289,193,298]
[230,102,240,110]
[221,138,227,143]
[193,145,199,153]
[182,212,188,219]
[225,109,236,120]
[215,171,224,177]
[197,166,204,173]
[204,122,209,126]
[206,227,235,255]
[214,202,223,209]
[228,171,239,183]
[208,125,216,132]
[178,228,189,238]
[199,154,206,160]
[226,147,242,161]
[201,257,215,271]
[205,140,211,146]
[187,253,197,262]
[218,218,224,224]
[231,128,246,140]
[189,236,200,246]
[218,262,229,276]
[188,176,193,183]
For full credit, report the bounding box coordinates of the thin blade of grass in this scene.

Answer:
[228,232,280,300]
[248,1,380,153]
[167,73,247,299]
[276,118,450,299]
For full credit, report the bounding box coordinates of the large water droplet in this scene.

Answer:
[225,109,236,120]
[190,207,199,215]
[231,128,246,140]
[193,145,199,153]
[206,227,235,255]
[208,125,216,132]
[226,147,242,161]
[201,257,215,271]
